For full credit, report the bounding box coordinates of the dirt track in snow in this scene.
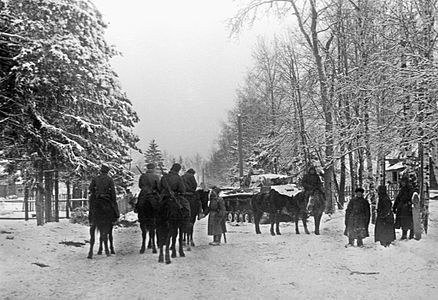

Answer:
[1,208,438,300]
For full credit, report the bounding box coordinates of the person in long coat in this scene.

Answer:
[207,186,226,246]
[344,187,370,247]
[89,165,119,224]
[393,176,414,239]
[374,185,396,247]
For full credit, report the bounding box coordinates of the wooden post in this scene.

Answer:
[66,180,71,219]
[24,182,29,221]
[54,169,59,222]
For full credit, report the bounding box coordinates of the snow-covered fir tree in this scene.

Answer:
[0,0,139,188]
[144,140,164,169]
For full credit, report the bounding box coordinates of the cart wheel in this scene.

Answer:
[239,213,244,222]
[227,212,233,222]
[234,212,239,222]
[244,213,250,223]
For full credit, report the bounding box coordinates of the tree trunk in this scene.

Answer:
[35,161,44,226]
[44,168,53,223]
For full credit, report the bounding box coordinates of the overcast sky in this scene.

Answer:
[91,0,283,159]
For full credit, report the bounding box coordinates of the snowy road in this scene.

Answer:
[1,202,438,300]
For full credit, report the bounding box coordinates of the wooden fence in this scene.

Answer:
[0,196,131,220]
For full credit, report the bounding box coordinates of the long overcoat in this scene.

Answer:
[344,196,370,239]
[393,186,413,230]
[207,191,226,236]
[89,173,119,223]
[374,191,396,244]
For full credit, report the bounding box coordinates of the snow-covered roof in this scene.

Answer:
[251,173,290,180]
[271,184,302,197]
[386,161,405,171]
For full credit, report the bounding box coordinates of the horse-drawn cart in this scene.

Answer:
[219,187,259,223]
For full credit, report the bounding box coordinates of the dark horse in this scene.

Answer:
[136,190,159,254]
[87,195,115,259]
[184,189,210,249]
[155,196,188,264]
[251,189,309,235]
[295,190,325,235]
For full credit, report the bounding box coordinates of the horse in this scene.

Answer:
[136,190,159,254]
[295,189,325,235]
[183,189,210,249]
[87,195,116,259]
[155,195,188,264]
[251,188,309,235]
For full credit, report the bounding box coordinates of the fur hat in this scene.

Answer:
[170,163,182,172]
[146,163,156,170]
[100,164,110,174]
[355,187,365,193]
[186,168,195,174]
[377,185,387,195]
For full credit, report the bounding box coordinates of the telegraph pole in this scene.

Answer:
[237,114,244,179]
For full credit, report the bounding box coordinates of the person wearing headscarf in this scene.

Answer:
[207,186,227,246]
[374,185,396,247]
[393,176,414,239]
[344,187,371,247]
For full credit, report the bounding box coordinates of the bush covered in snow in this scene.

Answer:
[70,207,89,225]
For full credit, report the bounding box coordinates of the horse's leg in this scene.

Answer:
[270,212,276,236]
[102,226,110,256]
[165,232,171,264]
[254,211,262,234]
[87,225,96,259]
[157,226,164,262]
[140,222,147,254]
[303,213,310,234]
[170,225,177,258]
[109,225,115,254]
[186,222,193,251]
[295,212,300,234]
[158,245,164,263]
[179,225,186,257]
[150,227,157,254]
[97,226,103,255]
[314,213,322,235]
[276,211,281,235]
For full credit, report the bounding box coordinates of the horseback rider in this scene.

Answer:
[182,168,203,216]
[301,165,324,200]
[160,163,191,217]
[89,164,119,224]
[137,162,161,219]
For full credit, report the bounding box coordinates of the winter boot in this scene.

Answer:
[401,230,408,240]
[408,230,414,240]
[357,238,364,247]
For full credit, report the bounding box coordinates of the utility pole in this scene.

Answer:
[237,114,244,179]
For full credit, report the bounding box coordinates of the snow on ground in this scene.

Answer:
[1,202,438,300]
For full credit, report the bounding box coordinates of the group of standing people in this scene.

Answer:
[344,176,416,248]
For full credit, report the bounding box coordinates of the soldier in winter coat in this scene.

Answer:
[301,166,324,200]
[160,163,190,218]
[207,186,226,246]
[393,176,414,239]
[344,187,370,247]
[89,165,119,224]
[136,163,161,223]
[182,168,202,217]
[374,185,396,247]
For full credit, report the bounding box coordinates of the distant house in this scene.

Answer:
[385,143,438,190]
